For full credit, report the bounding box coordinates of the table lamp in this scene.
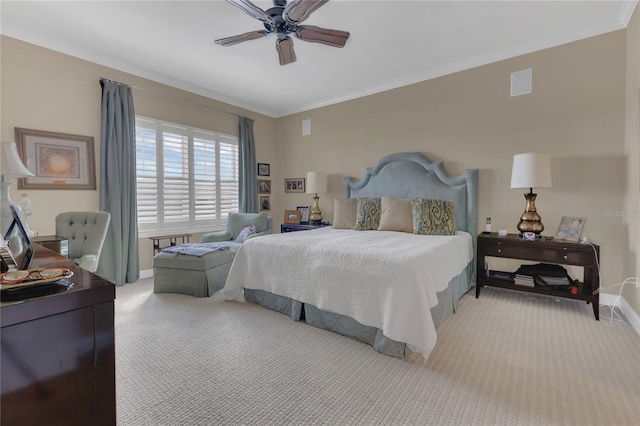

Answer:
[510,153,552,237]
[1,141,34,235]
[306,171,328,224]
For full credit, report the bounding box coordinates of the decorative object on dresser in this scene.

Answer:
[0,141,34,235]
[15,127,96,190]
[554,216,586,242]
[306,171,328,224]
[476,232,600,319]
[283,209,301,224]
[510,152,552,237]
[297,205,310,224]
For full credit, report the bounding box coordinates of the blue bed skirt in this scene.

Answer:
[244,267,471,357]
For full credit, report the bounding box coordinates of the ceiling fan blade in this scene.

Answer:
[226,0,274,24]
[215,30,270,47]
[294,25,349,48]
[276,36,297,65]
[283,0,328,24]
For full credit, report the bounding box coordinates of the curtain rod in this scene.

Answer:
[99,77,241,119]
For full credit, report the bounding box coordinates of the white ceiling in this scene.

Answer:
[1,1,636,118]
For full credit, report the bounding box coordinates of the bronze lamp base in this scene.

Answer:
[309,194,323,224]
[517,192,544,236]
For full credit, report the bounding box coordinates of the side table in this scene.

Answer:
[149,233,192,255]
[32,235,69,257]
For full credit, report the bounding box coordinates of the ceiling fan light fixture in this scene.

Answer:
[276,36,296,65]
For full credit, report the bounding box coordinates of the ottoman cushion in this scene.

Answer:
[153,246,237,297]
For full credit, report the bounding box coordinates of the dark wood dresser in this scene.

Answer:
[1,244,116,425]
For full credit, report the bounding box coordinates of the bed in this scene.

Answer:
[223,152,478,359]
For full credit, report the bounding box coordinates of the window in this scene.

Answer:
[135,117,238,235]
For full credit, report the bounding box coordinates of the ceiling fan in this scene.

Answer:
[215,0,350,66]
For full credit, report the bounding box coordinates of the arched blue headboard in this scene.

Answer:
[344,152,478,280]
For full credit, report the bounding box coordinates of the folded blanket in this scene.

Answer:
[161,243,229,257]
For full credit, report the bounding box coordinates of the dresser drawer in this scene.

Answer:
[482,242,592,265]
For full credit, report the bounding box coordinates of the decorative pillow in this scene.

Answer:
[236,224,256,243]
[378,197,413,233]
[354,197,382,231]
[333,198,357,229]
[410,198,456,235]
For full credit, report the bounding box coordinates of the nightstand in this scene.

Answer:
[476,233,600,320]
[281,223,331,233]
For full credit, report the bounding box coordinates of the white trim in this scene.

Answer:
[600,293,640,336]
[139,269,154,280]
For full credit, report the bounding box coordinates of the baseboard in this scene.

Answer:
[600,293,640,336]
[139,269,154,279]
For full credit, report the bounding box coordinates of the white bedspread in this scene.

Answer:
[223,227,473,357]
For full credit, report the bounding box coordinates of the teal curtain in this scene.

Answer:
[98,79,139,285]
[239,117,258,213]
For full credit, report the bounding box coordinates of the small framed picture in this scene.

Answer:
[258,179,271,194]
[554,216,586,241]
[285,178,305,193]
[259,196,271,212]
[297,206,310,224]
[284,209,300,224]
[258,163,270,176]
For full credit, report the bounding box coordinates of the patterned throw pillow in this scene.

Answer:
[410,198,456,235]
[236,224,256,243]
[354,197,382,231]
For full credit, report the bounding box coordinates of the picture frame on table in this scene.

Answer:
[297,206,310,224]
[554,216,586,242]
[258,179,271,194]
[284,210,301,224]
[15,127,96,190]
[258,163,270,176]
[260,196,271,212]
[284,178,305,193]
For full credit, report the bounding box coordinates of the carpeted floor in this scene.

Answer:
[115,279,640,425]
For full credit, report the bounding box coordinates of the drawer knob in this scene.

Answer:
[497,249,502,253]
[563,255,568,259]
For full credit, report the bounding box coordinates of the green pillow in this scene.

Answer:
[410,198,456,235]
[354,197,382,231]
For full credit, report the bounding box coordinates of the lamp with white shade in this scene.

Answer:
[306,171,328,224]
[1,141,34,235]
[510,153,552,237]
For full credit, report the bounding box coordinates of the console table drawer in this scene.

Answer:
[483,243,592,265]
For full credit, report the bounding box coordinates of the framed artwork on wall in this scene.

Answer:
[258,179,271,194]
[15,127,96,190]
[284,178,305,193]
[258,163,270,176]
[260,196,271,212]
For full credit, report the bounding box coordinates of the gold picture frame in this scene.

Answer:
[554,216,586,242]
[284,209,300,224]
[15,128,96,190]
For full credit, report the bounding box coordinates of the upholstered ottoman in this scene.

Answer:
[153,247,236,297]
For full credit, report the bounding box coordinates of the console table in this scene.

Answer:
[476,233,600,320]
[32,234,69,256]
[149,233,192,255]
[1,244,116,425]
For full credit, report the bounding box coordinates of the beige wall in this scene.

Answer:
[275,30,630,301]
[0,36,278,271]
[1,27,637,308]
[623,7,640,314]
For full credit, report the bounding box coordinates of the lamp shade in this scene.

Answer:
[306,172,328,194]
[510,153,552,189]
[1,141,33,177]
